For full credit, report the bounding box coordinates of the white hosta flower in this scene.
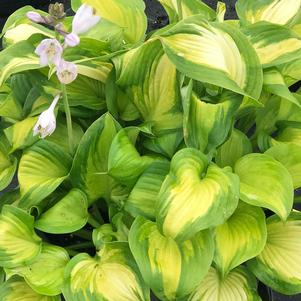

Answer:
[56,60,78,84]
[26,11,46,23]
[73,4,100,35]
[64,33,80,47]
[65,4,100,47]
[35,39,63,66]
[33,94,60,138]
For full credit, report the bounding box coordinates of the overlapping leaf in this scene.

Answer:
[129,216,214,301]
[157,148,239,242]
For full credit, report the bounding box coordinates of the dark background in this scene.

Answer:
[0,1,299,300]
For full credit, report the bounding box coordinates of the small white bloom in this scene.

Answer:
[56,60,78,84]
[35,39,63,66]
[33,94,60,138]
[26,11,46,23]
[64,33,80,47]
[72,4,100,35]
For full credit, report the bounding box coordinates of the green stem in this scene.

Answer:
[88,214,101,228]
[177,0,183,20]
[92,204,105,224]
[61,84,73,153]
[73,229,92,240]
[67,242,94,250]
[65,248,79,257]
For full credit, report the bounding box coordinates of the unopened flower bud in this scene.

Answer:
[49,2,66,20]
[26,11,46,23]
[33,94,60,138]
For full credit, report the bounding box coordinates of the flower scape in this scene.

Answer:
[0,0,301,300]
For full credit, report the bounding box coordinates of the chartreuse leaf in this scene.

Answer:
[108,128,159,187]
[4,23,53,45]
[0,205,42,268]
[129,216,214,301]
[18,140,72,209]
[157,148,239,242]
[215,129,252,168]
[70,113,120,203]
[35,189,88,234]
[125,161,170,219]
[248,211,301,295]
[0,85,23,120]
[160,18,263,100]
[265,143,301,189]
[0,276,61,301]
[188,266,261,301]
[263,68,301,107]
[274,121,301,146]
[84,0,147,44]
[0,40,40,86]
[214,202,267,277]
[182,82,241,154]
[234,153,294,220]
[114,40,183,135]
[0,135,17,191]
[6,244,69,296]
[158,0,215,23]
[244,23,301,67]
[63,242,149,301]
[236,0,301,26]
[4,117,38,152]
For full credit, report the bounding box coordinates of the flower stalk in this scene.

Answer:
[61,83,73,153]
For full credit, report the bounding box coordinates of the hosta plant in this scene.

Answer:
[0,0,301,300]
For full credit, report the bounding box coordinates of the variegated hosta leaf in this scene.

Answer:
[70,113,120,203]
[0,205,42,268]
[236,0,301,26]
[265,143,301,189]
[35,189,88,234]
[108,128,159,187]
[160,18,263,100]
[188,266,261,301]
[143,130,183,158]
[46,120,84,154]
[84,0,147,44]
[6,244,69,296]
[263,68,301,107]
[0,40,40,86]
[248,211,301,295]
[214,202,267,277]
[244,22,301,67]
[64,76,106,111]
[0,134,17,191]
[157,148,239,242]
[63,242,149,301]
[129,216,214,301]
[0,276,61,301]
[258,121,301,151]
[18,140,72,209]
[158,0,216,23]
[182,82,242,154]
[215,129,252,168]
[0,84,23,120]
[4,23,53,45]
[125,161,170,219]
[277,57,301,86]
[274,121,301,146]
[4,117,38,152]
[114,40,183,135]
[234,153,294,220]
